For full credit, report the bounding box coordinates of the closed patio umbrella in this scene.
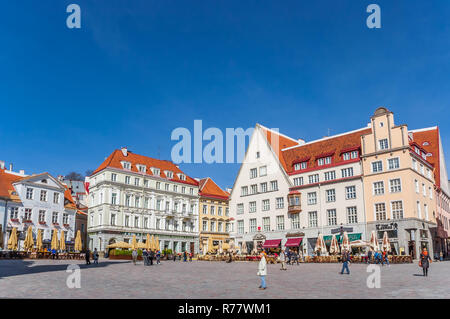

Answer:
[208,237,214,254]
[370,230,379,251]
[382,231,391,252]
[51,230,59,250]
[131,235,137,250]
[155,236,160,251]
[74,230,82,252]
[329,234,340,255]
[241,241,247,255]
[59,231,66,251]
[7,227,18,251]
[36,229,43,252]
[24,226,34,251]
[107,241,131,249]
[146,234,151,250]
[314,234,327,254]
[341,231,351,252]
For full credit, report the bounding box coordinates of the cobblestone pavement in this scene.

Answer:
[0,258,449,298]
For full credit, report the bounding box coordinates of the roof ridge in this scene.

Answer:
[257,123,299,143]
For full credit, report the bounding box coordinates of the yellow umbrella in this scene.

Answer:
[7,227,18,251]
[146,234,151,250]
[155,236,160,251]
[131,235,137,250]
[75,230,82,251]
[149,234,155,250]
[60,231,66,251]
[208,237,215,253]
[36,229,43,252]
[24,226,34,251]
[51,230,59,250]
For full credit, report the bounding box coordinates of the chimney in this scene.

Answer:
[121,147,128,157]
[9,163,13,171]
[297,138,306,146]
[0,161,4,170]
[19,170,25,175]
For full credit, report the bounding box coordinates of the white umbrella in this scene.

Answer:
[382,231,391,252]
[329,234,340,255]
[341,232,351,252]
[314,234,327,254]
[370,230,380,251]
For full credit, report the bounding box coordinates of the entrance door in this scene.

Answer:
[190,242,195,254]
[408,241,416,259]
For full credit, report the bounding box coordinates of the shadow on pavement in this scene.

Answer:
[0,259,130,279]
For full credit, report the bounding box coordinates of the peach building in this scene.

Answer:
[361,107,438,258]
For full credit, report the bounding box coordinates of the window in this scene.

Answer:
[307,192,317,205]
[125,195,131,207]
[260,182,267,193]
[165,184,169,191]
[190,188,194,195]
[351,151,358,159]
[134,178,140,186]
[426,169,431,179]
[250,184,257,194]
[308,174,319,184]
[256,151,260,159]
[9,207,18,219]
[326,189,336,202]
[125,176,130,184]
[122,162,131,169]
[420,164,424,175]
[63,213,69,224]
[111,193,117,205]
[173,185,178,192]
[249,218,257,232]
[379,139,389,150]
[372,161,383,173]
[412,159,417,170]
[417,201,421,219]
[111,173,117,182]
[391,201,403,219]
[111,214,116,226]
[250,168,257,179]
[308,211,318,227]
[165,171,173,178]
[291,214,300,229]
[218,221,223,232]
[53,193,59,204]
[181,186,186,194]
[202,220,208,231]
[225,208,229,216]
[26,188,33,200]
[241,186,248,196]
[218,207,222,216]
[429,187,433,199]
[52,212,58,224]
[343,152,351,161]
[324,171,336,181]
[263,217,270,231]
[40,190,47,202]
[276,197,284,209]
[249,201,256,213]
[39,210,45,222]
[422,184,426,196]
[134,216,139,228]
[373,181,384,195]
[424,204,429,220]
[259,166,267,177]
[341,167,354,178]
[237,220,244,234]
[135,196,140,208]
[388,158,400,170]
[144,179,149,187]
[262,199,270,211]
[375,203,386,221]
[293,177,303,186]
[276,216,285,230]
[152,168,160,176]
[144,217,149,229]
[389,179,402,193]
[415,180,419,193]
[237,204,244,214]
[327,209,337,226]
[345,186,356,199]
[270,180,278,191]
[210,206,215,215]
[294,163,301,170]
[144,197,149,209]
[125,215,130,227]
[24,208,32,220]
[347,207,358,224]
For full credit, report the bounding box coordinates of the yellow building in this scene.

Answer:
[198,178,231,254]
[361,107,437,258]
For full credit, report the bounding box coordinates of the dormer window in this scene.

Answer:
[423,142,429,146]
[343,151,358,161]
[121,161,131,170]
[178,173,186,181]
[165,171,173,179]
[150,167,160,176]
[414,146,420,155]
[294,161,307,171]
[137,164,146,173]
[317,156,331,166]
[41,179,47,184]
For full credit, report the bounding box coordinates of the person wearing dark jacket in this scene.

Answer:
[340,250,350,275]
[420,248,432,276]
[143,249,149,266]
[85,249,91,265]
[149,250,154,265]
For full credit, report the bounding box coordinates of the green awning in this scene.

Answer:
[323,233,361,243]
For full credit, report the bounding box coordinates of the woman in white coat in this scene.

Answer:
[257,251,267,290]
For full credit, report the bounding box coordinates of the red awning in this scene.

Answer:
[263,239,281,248]
[285,237,303,247]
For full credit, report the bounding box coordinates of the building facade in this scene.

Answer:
[198,177,230,253]
[86,147,200,254]
[0,167,77,250]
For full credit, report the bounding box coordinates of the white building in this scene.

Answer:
[0,164,77,250]
[86,147,200,254]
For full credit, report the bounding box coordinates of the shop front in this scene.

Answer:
[284,237,303,254]
[262,239,281,254]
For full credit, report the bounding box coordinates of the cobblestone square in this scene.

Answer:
[0,259,449,299]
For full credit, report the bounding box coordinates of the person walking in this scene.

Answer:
[132,249,138,265]
[149,250,154,265]
[156,250,161,264]
[143,249,149,266]
[340,249,350,275]
[279,249,287,270]
[189,252,193,262]
[419,248,432,277]
[382,250,390,267]
[183,251,187,262]
[367,249,373,264]
[85,249,91,265]
[257,252,267,290]
[93,248,99,265]
[173,252,177,262]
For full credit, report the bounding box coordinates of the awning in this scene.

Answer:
[263,239,281,248]
[285,237,303,247]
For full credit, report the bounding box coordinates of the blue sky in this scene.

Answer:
[0,0,449,189]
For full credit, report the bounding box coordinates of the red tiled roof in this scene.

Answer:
[412,127,441,187]
[64,186,77,210]
[199,177,230,200]
[281,128,372,174]
[0,169,22,201]
[258,125,299,171]
[92,149,199,186]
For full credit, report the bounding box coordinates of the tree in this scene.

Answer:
[85,170,94,177]
[65,172,84,181]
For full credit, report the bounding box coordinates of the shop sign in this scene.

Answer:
[375,222,398,231]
